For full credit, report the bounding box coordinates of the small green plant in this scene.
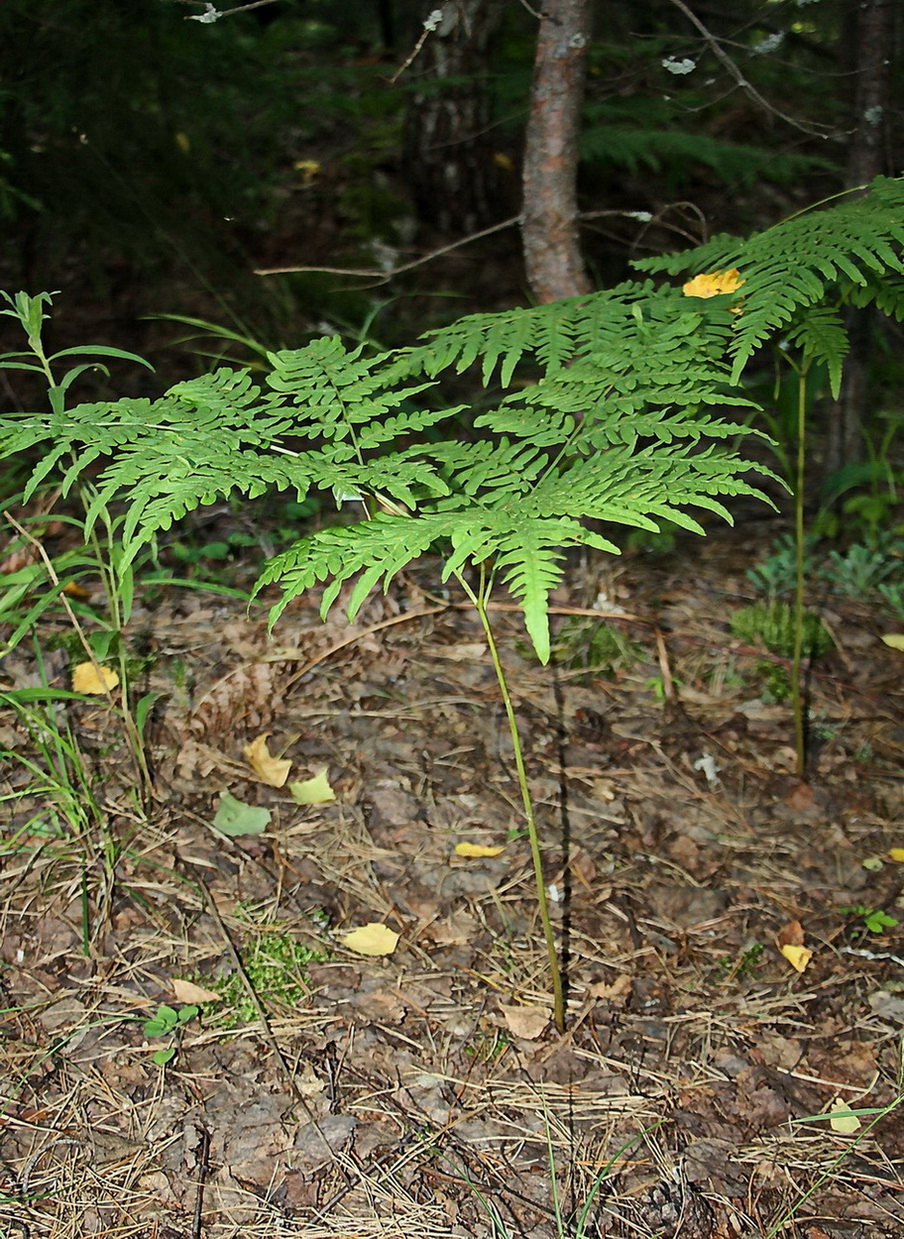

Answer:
[730,600,832,660]
[821,541,902,599]
[746,532,819,599]
[716,941,764,982]
[200,908,328,1026]
[142,1003,199,1065]
[552,617,644,678]
[839,904,899,935]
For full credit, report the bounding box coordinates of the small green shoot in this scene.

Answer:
[142,1003,199,1065]
[839,904,899,935]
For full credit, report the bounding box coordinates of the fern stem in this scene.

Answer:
[459,570,566,1034]
[791,365,809,779]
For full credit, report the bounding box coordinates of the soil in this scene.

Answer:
[2,517,904,1239]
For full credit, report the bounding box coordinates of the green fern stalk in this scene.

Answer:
[462,566,565,1033]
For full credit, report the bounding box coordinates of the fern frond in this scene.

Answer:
[635,176,904,381]
[783,306,849,398]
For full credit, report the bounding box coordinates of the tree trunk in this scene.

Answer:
[825,0,894,480]
[521,0,592,303]
[401,0,506,234]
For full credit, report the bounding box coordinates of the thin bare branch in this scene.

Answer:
[255,213,523,280]
[668,0,840,139]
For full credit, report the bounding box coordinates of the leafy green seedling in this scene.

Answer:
[142,1003,199,1065]
[840,905,899,935]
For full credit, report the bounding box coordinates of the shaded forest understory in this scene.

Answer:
[2,2,904,1237]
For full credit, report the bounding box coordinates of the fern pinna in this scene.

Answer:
[3,176,903,662]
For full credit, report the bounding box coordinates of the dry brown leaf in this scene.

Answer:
[243,733,292,787]
[776,920,806,948]
[72,662,119,694]
[588,973,633,1004]
[171,978,221,1004]
[499,1004,549,1040]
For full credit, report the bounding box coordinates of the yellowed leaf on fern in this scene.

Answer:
[682,268,745,298]
[779,943,813,973]
[454,842,505,858]
[289,769,336,804]
[243,733,291,787]
[72,662,119,694]
[340,922,399,957]
[880,633,904,651]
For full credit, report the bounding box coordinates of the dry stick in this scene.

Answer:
[256,206,663,282]
[255,213,524,279]
[184,866,336,1147]
[190,1125,211,1239]
[668,0,839,139]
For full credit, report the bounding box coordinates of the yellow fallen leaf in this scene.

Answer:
[454,842,505,858]
[682,267,745,298]
[243,733,292,787]
[828,1096,861,1134]
[171,978,221,1004]
[500,1003,549,1040]
[780,943,813,973]
[289,768,336,804]
[881,633,904,651]
[340,922,399,957]
[888,848,904,863]
[72,662,119,694]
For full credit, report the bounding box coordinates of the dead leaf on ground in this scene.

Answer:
[454,841,505,858]
[341,922,399,957]
[500,1004,549,1040]
[289,768,336,804]
[72,662,119,694]
[171,978,221,1004]
[589,973,633,1004]
[243,733,292,787]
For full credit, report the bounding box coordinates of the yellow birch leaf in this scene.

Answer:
[780,943,813,973]
[881,634,904,650]
[888,848,904,862]
[243,733,292,787]
[340,922,399,957]
[72,662,119,694]
[828,1096,861,1134]
[171,978,221,1004]
[454,842,505,858]
[289,768,336,804]
[682,268,745,298]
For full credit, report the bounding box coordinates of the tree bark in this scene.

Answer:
[521,0,592,303]
[401,0,506,234]
[825,0,895,480]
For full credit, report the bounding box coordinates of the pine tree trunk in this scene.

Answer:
[521,0,592,303]
[401,0,505,234]
[825,0,894,480]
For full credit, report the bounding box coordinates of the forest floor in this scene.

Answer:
[2,513,904,1239]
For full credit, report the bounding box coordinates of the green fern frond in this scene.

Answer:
[636,176,904,382]
[782,306,849,398]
